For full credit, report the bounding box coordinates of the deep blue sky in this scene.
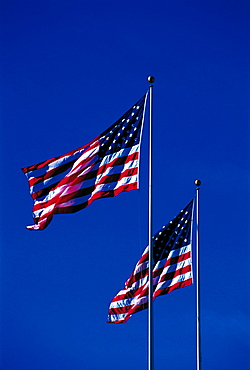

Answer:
[1,1,249,369]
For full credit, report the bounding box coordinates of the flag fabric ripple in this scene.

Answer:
[22,94,147,230]
[107,200,194,324]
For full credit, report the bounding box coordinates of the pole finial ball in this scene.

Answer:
[148,76,155,83]
[194,180,201,186]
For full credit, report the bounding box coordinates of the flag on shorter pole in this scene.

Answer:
[22,95,147,230]
[107,200,194,324]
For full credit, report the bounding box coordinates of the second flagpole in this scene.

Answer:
[195,179,202,370]
[148,76,154,370]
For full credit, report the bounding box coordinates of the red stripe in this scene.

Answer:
[110,283,148,303]
[97,151,139,176]
[157,265,192,285]
[109,277,193,323]
[27,158,77,188]
[28,146,99,192]
[110,264,191,306]
[22,137,99,174]
[54,167,138,207]
[153,278,193,298]
[59,151,139,191]
[30,150,138,201]
[32,165,138,214]
[164,251,191,267]
[153,251,191,278]
[58,182,138,209]
[31,182,138,230]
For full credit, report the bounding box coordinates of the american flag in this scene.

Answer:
[22,94,147,230]
[107,200,194,323]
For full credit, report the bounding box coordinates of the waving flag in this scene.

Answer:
[107,200,194,324]
[22,94,147,230]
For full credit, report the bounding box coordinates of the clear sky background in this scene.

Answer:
[1,1,249,369]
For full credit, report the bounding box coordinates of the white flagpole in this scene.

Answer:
[148,76,154,370]
[195,180,202,370]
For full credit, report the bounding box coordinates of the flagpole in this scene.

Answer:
[194,180,202,370]
[148,76,154,370]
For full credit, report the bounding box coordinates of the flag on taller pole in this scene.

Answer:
[22,94,148,230]
[107,199,194,324]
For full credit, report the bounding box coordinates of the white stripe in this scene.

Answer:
[153,244,191,271]
[95,158,139,184]
[33,172,139,217]
[114,174,138,189]
[109,296,134,309]
[128,259,148,278]
[33,160,100,205]
[153,258,192,286]
[127,275,148,290]
[108,313,128,322]
[32,203,56,219]
[154,271,192,293]
[30,170,71,195]
[110,293,149,312]
[89,174,138,198]
[32,152,140,218]
[25,147,87,179]
[33,146,138,201]
[167,244,191,259]
[99,144,139,168]
[30,148,99,195]
[65,145,100,176]
[110,288,149,309]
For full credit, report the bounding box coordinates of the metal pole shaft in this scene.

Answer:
[196,185,201,370]
[148,78,154,370]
